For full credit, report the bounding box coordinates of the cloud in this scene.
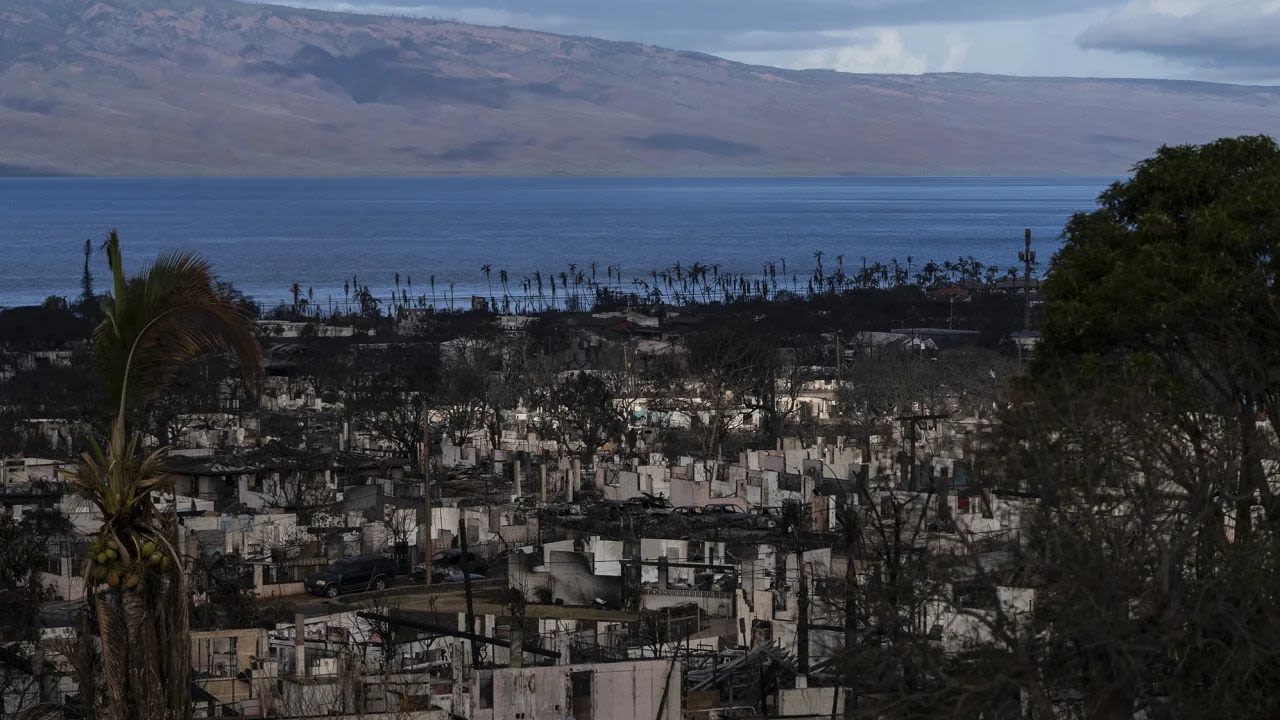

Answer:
[1079,0,1280,71]
[272,0,1268,81]
[282,0,1120,50]
[725,28,982,75]
[709,27,968,71]
[940,34,972,72]
[791,29,928,74]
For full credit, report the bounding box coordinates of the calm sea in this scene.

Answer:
[0,177,1111,308]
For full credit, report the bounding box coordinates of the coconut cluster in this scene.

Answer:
[83,533,171,592]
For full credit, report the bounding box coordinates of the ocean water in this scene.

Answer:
[0,177,1112,308]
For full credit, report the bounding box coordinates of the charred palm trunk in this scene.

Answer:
[95,551,191,720]
[96,592,129,720]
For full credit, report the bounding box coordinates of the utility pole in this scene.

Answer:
[419,413,433,583]
[295,612,307,678]
[565,455,575,503]
[795,529,810,676]
[759,661,769,720]
[843,500,859,720]
[835,331,843,384]
[459,516,480,667]
[1019,228,1036,332]
[834,332,843,416]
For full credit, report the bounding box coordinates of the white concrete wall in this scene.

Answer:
[591,538,624,577]
[488,660,680,720]
[778,687,846,716]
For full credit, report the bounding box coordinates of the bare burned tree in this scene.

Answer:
[814,472,984,720]
[432,338,506,448]
[651,326,763,460]
[547,371,627,462]
[345,343,440,467]
[741,336,822,447]
[435,351,495,448]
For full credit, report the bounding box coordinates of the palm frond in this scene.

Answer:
[95,231,263,416]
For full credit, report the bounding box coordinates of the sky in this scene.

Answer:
[272,0,1280,84]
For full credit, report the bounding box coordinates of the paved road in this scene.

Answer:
[267,578,499,619]
[266,578,636,623]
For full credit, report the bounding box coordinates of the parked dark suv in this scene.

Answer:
[304,555,397,598]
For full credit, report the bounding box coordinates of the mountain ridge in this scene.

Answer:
[3,0,1279,176]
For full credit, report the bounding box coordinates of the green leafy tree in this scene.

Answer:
[996,136,1280,718]
[1037,134,1280,539]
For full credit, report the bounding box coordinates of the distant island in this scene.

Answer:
[3,0,1280,176]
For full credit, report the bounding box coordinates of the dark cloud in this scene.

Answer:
[1078,1,1280,72]
[295,0,1120,51]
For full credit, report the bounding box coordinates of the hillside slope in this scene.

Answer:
[3,0,1280,176]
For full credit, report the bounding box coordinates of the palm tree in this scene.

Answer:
[72,231,262,720]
